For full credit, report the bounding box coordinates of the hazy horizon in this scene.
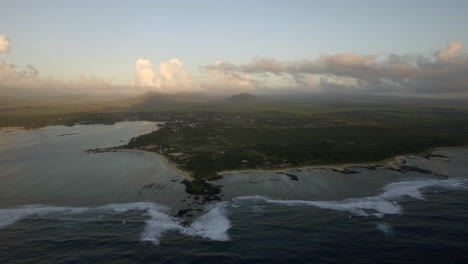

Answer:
[1,0,468,98]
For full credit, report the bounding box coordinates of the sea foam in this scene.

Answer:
[0,205,89,228]
[0,202,231,245]
[182,203,231,241]
[0,178,466,243]
[234,178,468,216]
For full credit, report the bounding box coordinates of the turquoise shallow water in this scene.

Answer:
[0,123,467,263]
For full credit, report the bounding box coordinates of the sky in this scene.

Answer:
[1,0,468,97]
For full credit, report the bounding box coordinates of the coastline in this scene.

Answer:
[217,156,405,175]
[217,146,465,176]
[0,126,26,132]
[110,148,193,181]
[93,145,466,181]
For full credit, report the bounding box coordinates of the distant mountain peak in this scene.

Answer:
[226,93,261,103]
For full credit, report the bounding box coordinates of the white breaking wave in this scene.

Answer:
[182,203,231,241]
[234,178,468,216]
[0,204,89,228]
[0,202,231,245]
[0,178,466,243]
[141,203,231,244]
[376,222,393,235]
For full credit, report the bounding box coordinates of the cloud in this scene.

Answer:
[0,36,127,96]
[200,41,468,95]
[132,58,257,94]
[200,60,256,93]
[316,53,375,67]
[0,61,39,87]
[0,35,10,53]
[133,59,156,87]
[436,41,463,61]
[0,59,131,96]
[2,39,468,97]
[132,58,196,93]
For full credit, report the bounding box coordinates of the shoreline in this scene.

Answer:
[0,126,26,132]
[217,146,465,176]
[218,156,405,175]
[112,146,464,180]
[108,148,193,181]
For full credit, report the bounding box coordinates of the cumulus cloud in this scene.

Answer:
[0,61,39,87]
[200,41,468,95]
[436,41,463,61]
[132,58,261,94]
[0,35,10,53]
[133,59,156,87]
[0,59,131,96]
[2,39,468,97]
[0,36,130,96]
[200,60,256,93]
[316,53,375,67]
[132,58,196,93]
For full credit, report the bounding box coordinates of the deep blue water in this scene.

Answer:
[1,187,467,264]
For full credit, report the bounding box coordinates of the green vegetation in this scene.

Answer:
[122,105,468,184]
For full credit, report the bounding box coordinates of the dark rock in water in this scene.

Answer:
[422,153,451,161]
[57,133,79,137]
[201,195,221,203]
[388,168,405,173]
[175,209,193,217]
[181,180,221,195]
[138,182,165,193]
[401,165,433,174]
[180,220,191,227]
[180,180,222,204]
[284,173,299,181]
[388,165,445,176]
[275,172,300,181]
[360,165,380,171]
[86,147,116,154]
[331,168,360,174]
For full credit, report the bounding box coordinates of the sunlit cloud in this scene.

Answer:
[0,36,129,96]
[132,59,257,94]
[132,58,197,93]
[201,40,468,95]
[0,59,122,96]
[0,35,10,53]
[436,40,463,61]
[2,39,468,97]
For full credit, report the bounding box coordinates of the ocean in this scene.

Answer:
[1,122,467,263]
